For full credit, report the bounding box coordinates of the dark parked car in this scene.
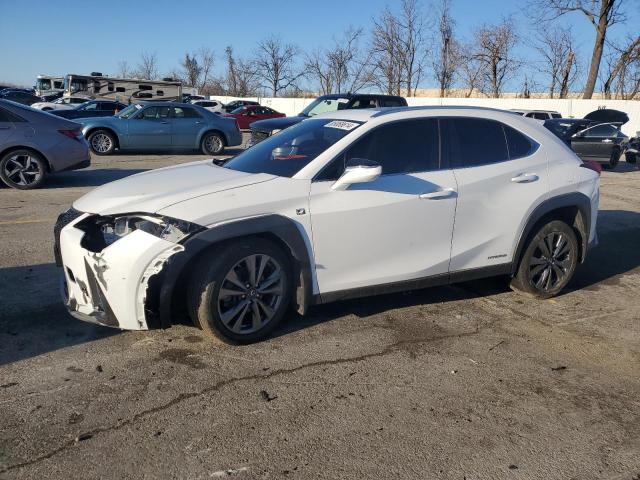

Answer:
[78,102,242,155]
[0,90,42,106]
[248,93,407,146]
[51,100,127,120]
[0,100,90,189]
[222,100,260,113]
[544,117,628,169]
[223,105,285,130]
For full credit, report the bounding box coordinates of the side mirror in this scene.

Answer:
[331,158,382,191]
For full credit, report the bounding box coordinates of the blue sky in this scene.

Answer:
[1,0,638,92]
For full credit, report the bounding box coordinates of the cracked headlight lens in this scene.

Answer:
[98,214,203,246]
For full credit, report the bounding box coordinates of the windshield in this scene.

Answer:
[300,97,350,117]
[37,79,51,90]
[117,104,141,119]
[224,118,362,178]
[230,107,246,114]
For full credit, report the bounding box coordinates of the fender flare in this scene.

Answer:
[511,192,592,275]
[148,214,314,328]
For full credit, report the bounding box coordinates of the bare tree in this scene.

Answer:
[458,43,487,97]
[472,19,520,98]
[397,0,429,96]
[116,60,131,78]
[536,27,579,98]
[601,36,640,98]
[370,8,404,95]
[180,48,215,90]
[305,27,371,94]
[136,51,159,80]
[433,0,460,97]
[254,36,303,97]
[532,0,626,99]
[225,46,259,97]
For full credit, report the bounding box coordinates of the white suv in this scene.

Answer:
[55,106,600,343]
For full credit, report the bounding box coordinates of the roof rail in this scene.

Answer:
[371,104,516,118]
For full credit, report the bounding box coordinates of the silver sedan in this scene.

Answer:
[0,100,90,189]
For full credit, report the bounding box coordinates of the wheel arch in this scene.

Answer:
[512,192,591,275]
[84,126,120,148]
[0,145,52,172]
[198,128,228,148]
[148,214,314,329]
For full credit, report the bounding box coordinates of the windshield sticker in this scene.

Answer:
[324,121,359,131]
[134,104,142,109]
[337,98,349,103]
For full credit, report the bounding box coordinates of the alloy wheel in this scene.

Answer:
[217,254,284,334]
[3,154,42,186]
[529,231,573,292]
[91,133,113,153]
[205,134,223,154]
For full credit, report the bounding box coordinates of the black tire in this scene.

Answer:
[0,149,46,190]
[87,129,116,155]
[201,131,225,155]
[625,151,637,164]
[187,238,292,344]
[510,220,578,299]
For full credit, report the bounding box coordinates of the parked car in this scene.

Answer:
[248,93,407,146]
[51,100,127,120]
[31,96,91,111]
[222,100,260,113]
[510,109,562,121]
[182,94,206,104]
[0,100,90,189]
[544,109,630,169]
[40,91,64,103]
[0,90,42,106]
[78,102,242,155]
[224,105,285,130]
[56,106,599,343]
[191,99,224,113]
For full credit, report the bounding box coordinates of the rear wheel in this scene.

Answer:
[0,150,46,189]
[201,132,225,155]
[188,238,292,344]
[87,129,116,155]
[511,220,578,299]
[625,151,636,164]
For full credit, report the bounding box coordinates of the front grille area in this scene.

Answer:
[54,207,83,266]
[250,129,271,145]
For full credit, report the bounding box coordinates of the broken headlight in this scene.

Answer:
[79,214,204,251]
[103,214,203,245]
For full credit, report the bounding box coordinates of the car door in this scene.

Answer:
[127,106,172,148]
[444,117,549,272]
[309,118,458,294]
[0,106,17,144]
[571,124,617,161]
[170,106,204,147]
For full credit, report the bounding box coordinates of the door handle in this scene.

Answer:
[601,139,612,143]
[160,121,169,124]
[511,173,539,183]
[195,121,203,124]
[419,188,456,200]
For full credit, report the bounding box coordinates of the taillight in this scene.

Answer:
[581,160,602,176]
[235,120,240,131]
[58,128,82,141]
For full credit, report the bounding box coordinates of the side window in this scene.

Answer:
[381,98,404,107]
[503,125,537,159]
[84,102,98,111]
[319,119,440,180]
[444,118,509,168]
[0,107,22,122]
[532,112,549,120]
[173,107,201,118]
[584,124,615,137]
[140,107,169,119]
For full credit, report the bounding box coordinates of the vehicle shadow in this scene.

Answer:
[0,263,117,366]
[44,168,148,189]
[608,161,638,173]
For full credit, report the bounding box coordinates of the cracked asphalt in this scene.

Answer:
[1,150,639,480]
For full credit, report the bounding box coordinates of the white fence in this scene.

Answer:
[211,95,640,137]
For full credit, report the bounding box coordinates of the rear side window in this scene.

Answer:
[381,98,405,107]
[343,119,439,176]
[173,107,202,118]
[444,118,509,168]
[503,125,537,159]
[532,112,549,120]
[0,107,24,122]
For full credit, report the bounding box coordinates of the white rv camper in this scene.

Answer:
[63,73,183,103]
[35,75,64,97]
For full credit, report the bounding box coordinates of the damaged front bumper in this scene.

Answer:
[56,210,186,330]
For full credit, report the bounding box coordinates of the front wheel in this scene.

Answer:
[188,238,292,344]
[511,220,578,299]
[0,150,46,189]
[201,132,225,155]
[87,129,116,155]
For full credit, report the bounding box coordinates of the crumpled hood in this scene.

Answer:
[73,160,275,215]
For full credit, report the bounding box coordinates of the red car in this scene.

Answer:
[224,105,285,130]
